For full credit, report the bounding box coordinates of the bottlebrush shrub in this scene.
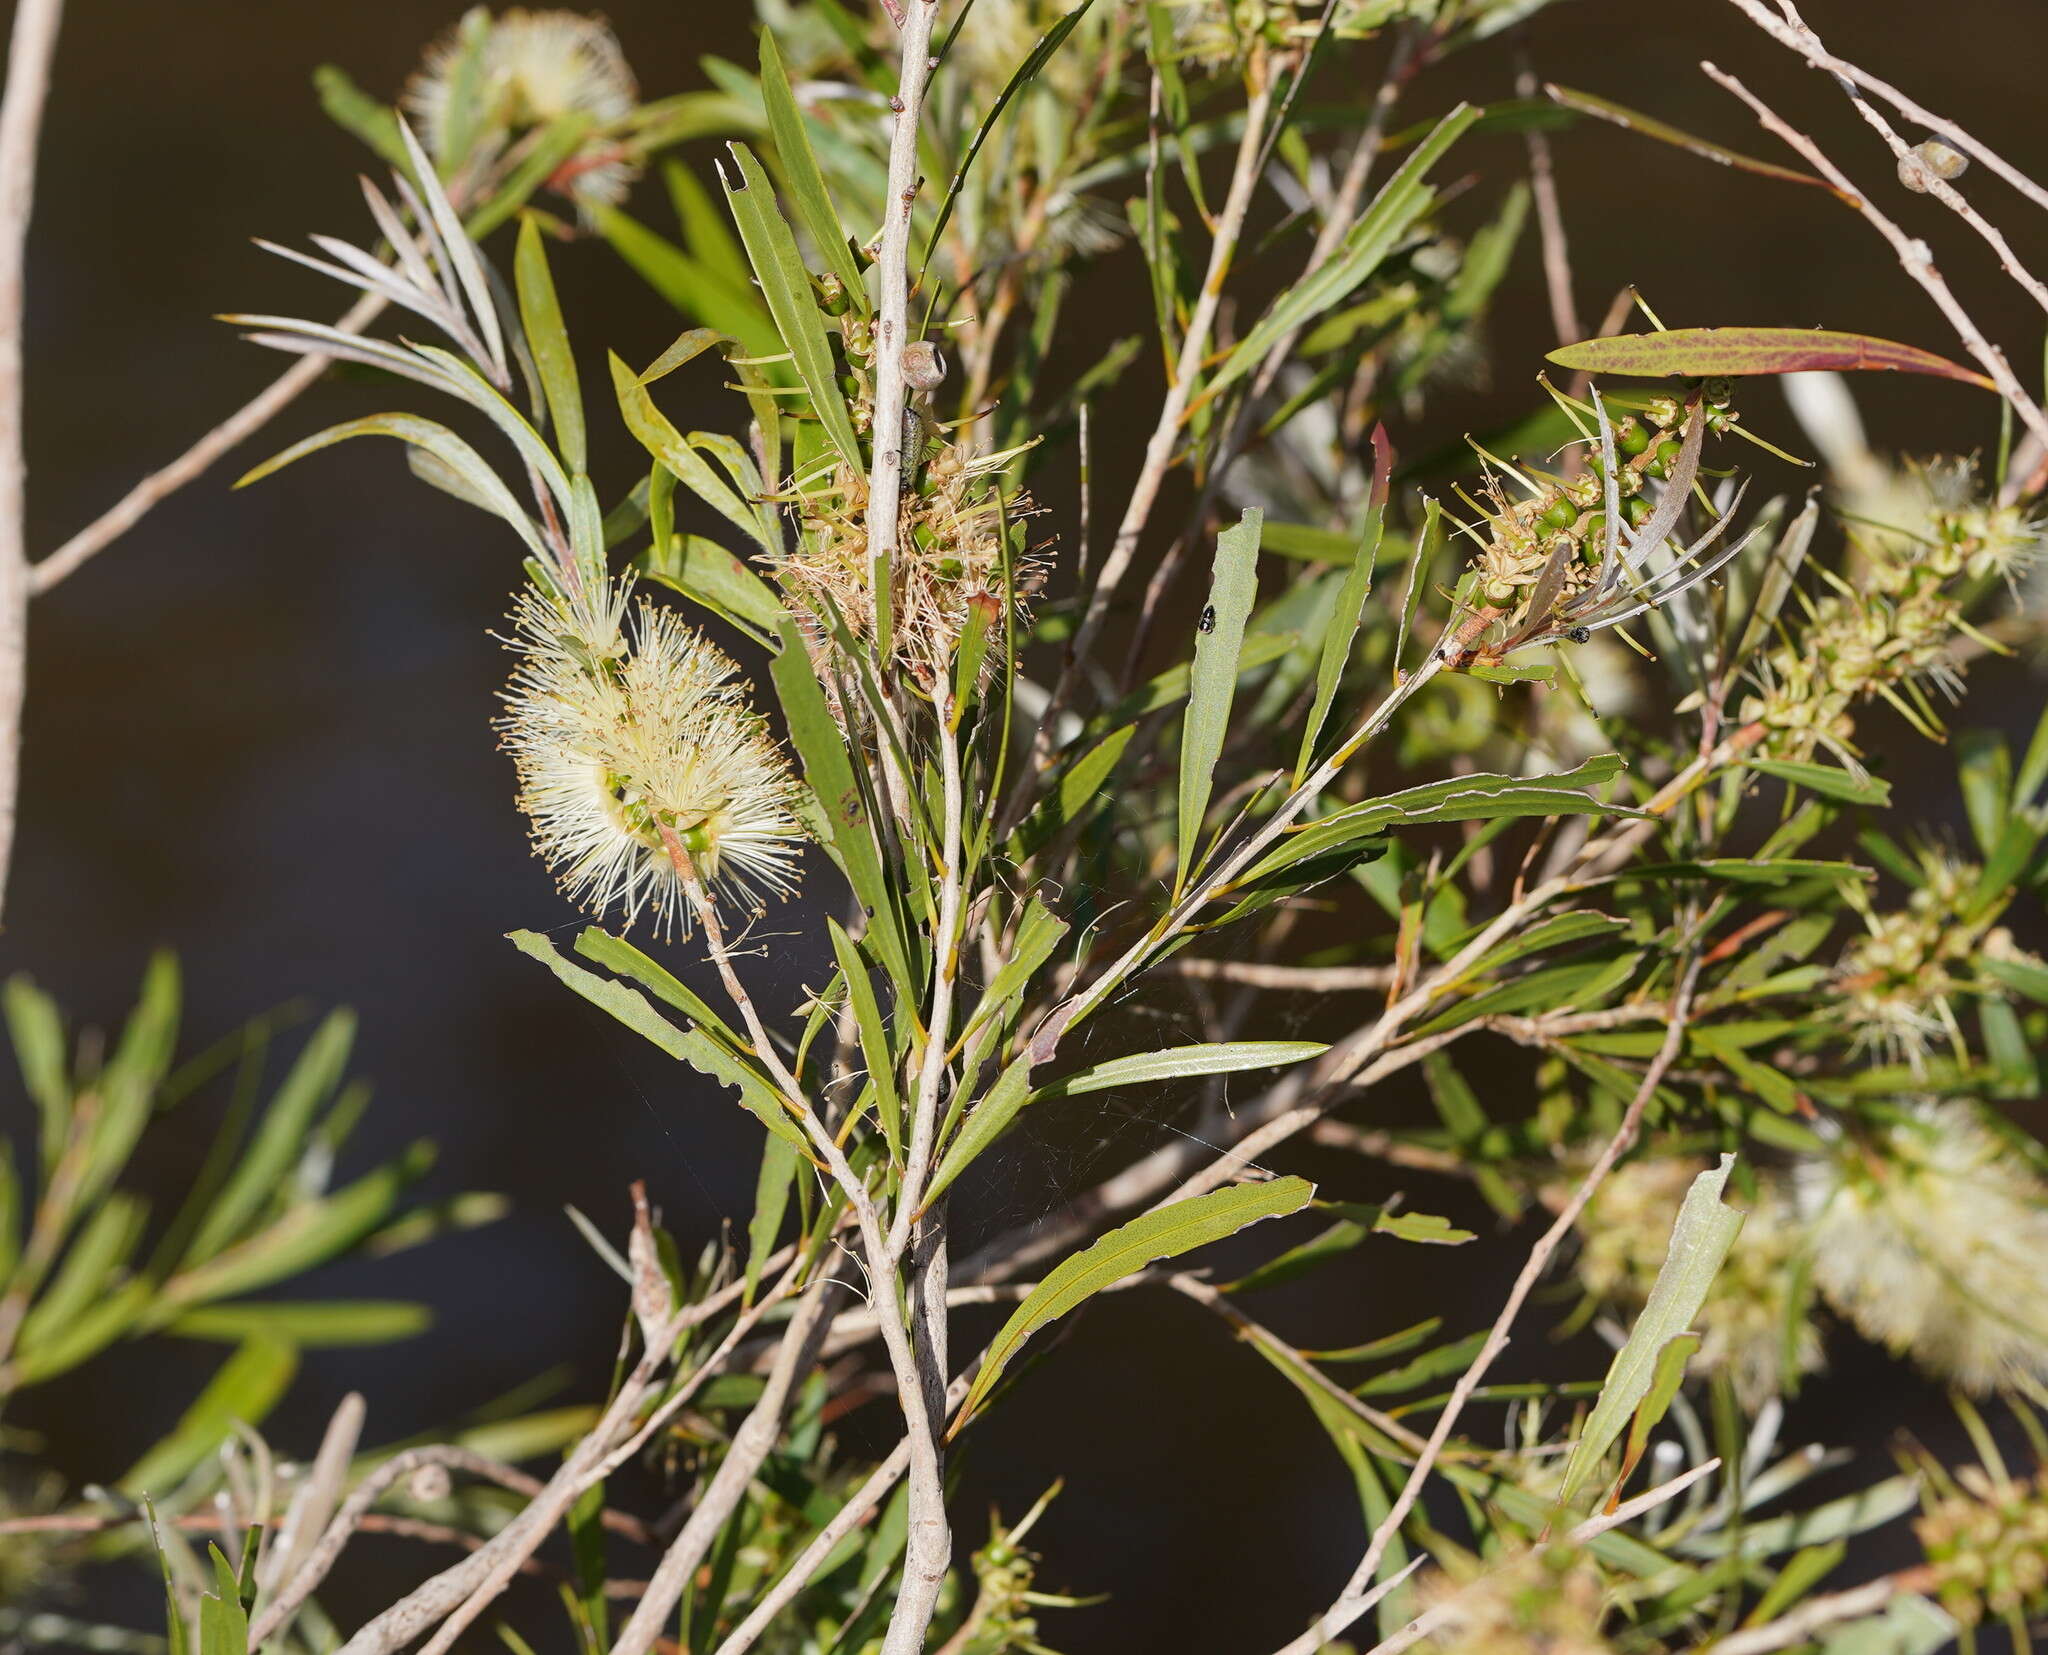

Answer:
[29,1,2048,1650]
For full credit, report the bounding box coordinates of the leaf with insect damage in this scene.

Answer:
[1547,328,1994,390]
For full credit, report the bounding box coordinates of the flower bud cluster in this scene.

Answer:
[1916,1465,2048,1627]
[1833,849,2035,1064]
[1743,460,2038,760]
[1466,401,1691,622]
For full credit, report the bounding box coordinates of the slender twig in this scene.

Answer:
[1342,1460,1725,1655]
[606,1275,844,1655]
[863,0,941,628]
[1516,56,1581,346]
[1165,957,1398,991]
[1706,1565,1939,1655]
[30,289,388,596]
[1721,0,2048,218]
[1125,24,1420,676]
[1317,959,1702,1629]
[1045,68,1276,730]
[1701,61,2048,454]
[0,0,64,918]
[316,1268,779,1655]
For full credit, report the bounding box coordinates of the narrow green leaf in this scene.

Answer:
[1547,327,1996,390]
[122,1337,299,1496]
[963,902,1069,1039]
[508,931,810,1153]
[593,204,781,360]
[1371,1209,1476,1246]
[312,65,407,169]
[720,142,865,471]
[514,215,586,474]
[8,1281,150,1386]
[1178,507,1263,882]
[573,926,739,1047]
[771,626,916,994]
[4,975,70,1180]
[923,1,1096,264]
[924,1056,1033,1208]
[1749,757,1890,807]
[1042,1040,1327,1099]
[1615,1330,1698,1494]
[166,1300,430,1346]
[746,1133,801,1306]
[1545,84,1841,196]
[185,1011,355,1265]
[1210,104,1478,395]
[236,413,546,560]
[1298,440,1390,783]
[640,532,787,635]
[198,1542,251,1655]
[15,1193,147,1356]
[1558,1155,1745,1507]
[1009,724,1135,859]
[758,30,867,300]
[153,1148,430,1315]
[829,919,903,1157]
[955,1176,1314,1429]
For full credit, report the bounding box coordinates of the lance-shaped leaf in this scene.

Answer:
[237,414,547,561]
[758,30,868,301]
[121,1336,299,1495]
[719,142,865,471]
[1210,104,1479,395]
[514,215,586,474]
[1298,428,1391,782]
[953,1176,1314,1430]
[1547,327,1995,390]
[508,930,810,1154]
[1041,1040,1327,1098]
[1545,85,1843,199]
[1557,1155,1746,1508]
[1178,508,1263,884]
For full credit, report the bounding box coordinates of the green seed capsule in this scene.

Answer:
[1626,493,1656,528]
[1538,495,1579,532]
[1617,418,1651,456]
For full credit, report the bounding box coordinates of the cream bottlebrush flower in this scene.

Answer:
[1575,1158,1822,1409]
[1798,1102,2048,1394]
[500,584,804,936]
[405,9,640,218]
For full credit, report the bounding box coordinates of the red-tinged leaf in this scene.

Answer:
[1545,85,1848,201]
[1547,327,1995,390]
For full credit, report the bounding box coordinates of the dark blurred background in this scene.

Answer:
[5,0,2047,1644]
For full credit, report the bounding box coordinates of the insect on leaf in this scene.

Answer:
[1177,508,1263,887]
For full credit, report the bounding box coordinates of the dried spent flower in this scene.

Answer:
[1575,1157,1822,1410]
[1798,1101,2048,1394]
[499,583,804,936]
[779,437,1039,702]
[405,8,641,219]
